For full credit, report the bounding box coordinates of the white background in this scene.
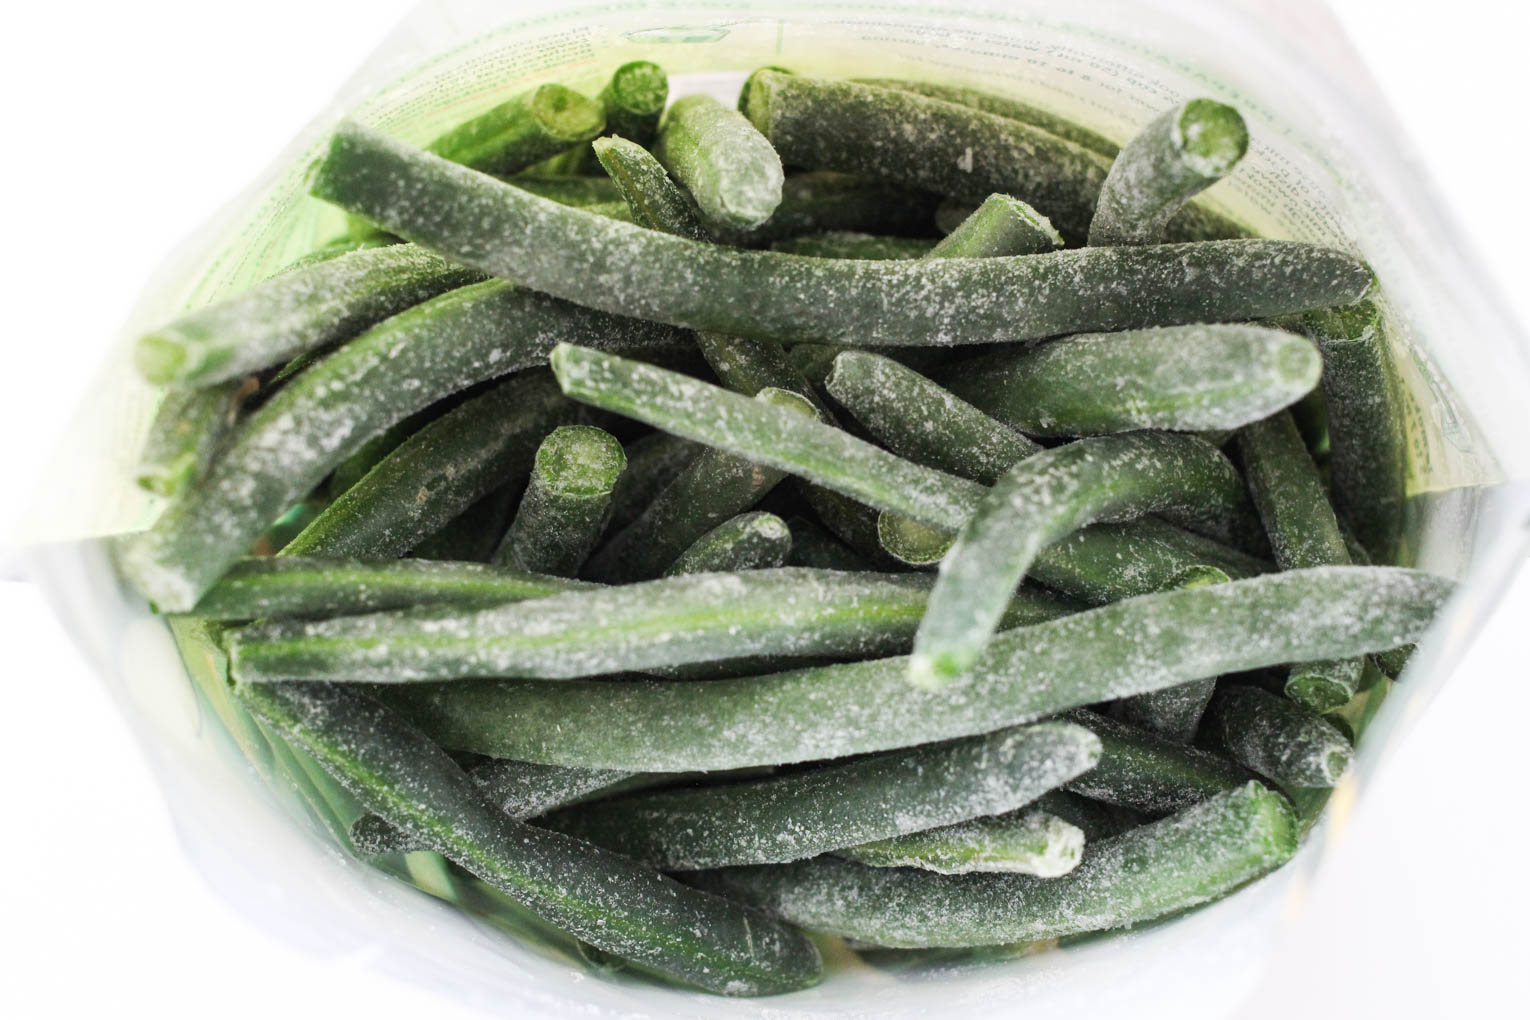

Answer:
[2,1,1527,1016]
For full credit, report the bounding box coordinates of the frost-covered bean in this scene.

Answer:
[838,808,1085,877]
[1066,709,1253,814]
[1201,684,1353,790]
[426,83,605,174]
[653,94,784,230]
[492,425,625,577]
[135,380,245,497]
[664,512,792,575]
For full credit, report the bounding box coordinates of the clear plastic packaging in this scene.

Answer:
[20,1,1530,1016]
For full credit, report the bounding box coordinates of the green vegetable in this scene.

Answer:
[1325,658,1393,743]
[134,245,483,386]
[653,93,784,230]
[308,122,1373,346]
[504,175,622,206]
[492,425,625,577]
[426,83,605,174]
[187,556,590,620]
[383,567,1451,770]
[1039,518,1269,606]
[542,721,1100,869]
[664,512,792,575]
[770,232,934,260]
[929,193,1063,257]
[938,324,1323,436]
[1111,678,1219,745]
[226,567,1074,684]
[689,782,1295,948]
[135,380,245,497]
[584,388,816,581]
[783,514,871,571]
[234,680,822,995]
[604,431,699,530]
[1066,709,1252,814]
[876,513,955,567]
[852,77,1121,157]
[1201,684,1353,790]
[1089,99,1248,246]
[282,371,582,559]
[591,135,708,240]
[597,61,669,146]
[409,483,518,563]
[1296,301,1407,564]
[119,281,680,612]
[1238,410,1364,711]
[910,432,1256,686]
[838,808,1085,877]
[715,171,940,246]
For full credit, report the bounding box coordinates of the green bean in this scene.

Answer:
[383,567,1451,770]
[783,515,871,571]
[426,83,605,174]
[605,432,700,530]
[911,432,1256,686]
[1238,410,1363,711]
[353,758,632,857]
[1033,790,1141,841]
[1325,659,1392,744]
[542,721,1099,870]
[1089,100,1248,247]
[653,94,784,230]
[119,281,680,611]
[826,350,1038,484]
[1066,709,1252,814]
[1295,301,1407,563]
[665,512,791,575]
[409,482,518,563]
[689,781,1294,948]
[939,324,1322,437]
[1202,684,1352,790]
[187,556,590,620]
[282,372,581,559]
[852,77,1120,158]
[228,567,1072,684]
[929,193,1062,257]
[837,808,1085,878]
[1040,519,1269,605]
[1111,678,1219,745]
[504,175,622,206]
[876,513,954,567]
[714,171,940,246]
[135,380,245,497]
[770,232,934,260]
[235,680,821,995]
[134,245,484,386]
[309,123,1372,346]
[492,425,625,576]
[274,235,396,274]
[1375,643,1415,678]
[597,60,668,146]
[591,135,708,240]
[326,406,436,500]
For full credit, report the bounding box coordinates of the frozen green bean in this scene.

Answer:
[929,193,1062,257]
[770,232,934,260]
[228,567,1073,684]
[838,808,1085,878]
[1066,709,1252,814]
[283,372,581,559]
[1325,659,1392,744]
[592,135,708,240]
[135,380,245,497]
[783,515,871,571]
[583,388,815,581]
[309,123,1373,346]
[235,680,821,995]
[1112,678,1219,745]
[426,83,605,174]
[690,782,1294,948]
[119,281,680,611]
[410,483,518,563]
[1238,410,1363,711]
[1201,684,1353,790]
[853,77,1120,157]
[134,245,484,386]
[1039,518,1269,606]
[188,556,590,620]
[911,432,1256,686]
[1089,99,1248,246]
[664,512,791,575]
[505,175,622,206]
[605,431,700,530]
[597,60,669,146]
[383,567,1451,770]
[713,171,940,246]
[876,512,955,567]
[542,721,1099,870]
[653,93,784,230]
[493,425,625,576]
[939,324,1323,437]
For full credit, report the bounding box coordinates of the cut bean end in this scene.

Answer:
[1177,99,1249,177]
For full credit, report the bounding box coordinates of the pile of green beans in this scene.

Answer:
[121,60,1445,999]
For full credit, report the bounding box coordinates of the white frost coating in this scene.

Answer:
[839,809,1086,877]
[653,94,784,229]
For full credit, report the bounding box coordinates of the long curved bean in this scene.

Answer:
[134,245,484,386]
[910,432,1256,686]
[282,371,581,559]
[541,721,1099,870]
[689,782,1294,948]
[309,123,1372,347]
[938,324,1322,436]
[382,567,1451,770]
[1039,518,1270,605]
[227,567,1076,684]
[665,512,791,575]
[853,77,1118,155]
[119,281,680,611]
[1201,684,1353,790]
[235,680,821,995]
[1089,99,1248,246]
[1066,709,1253,814]
[653,94,783,230]
[493,425,625,576]
[837,808,1085,878]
